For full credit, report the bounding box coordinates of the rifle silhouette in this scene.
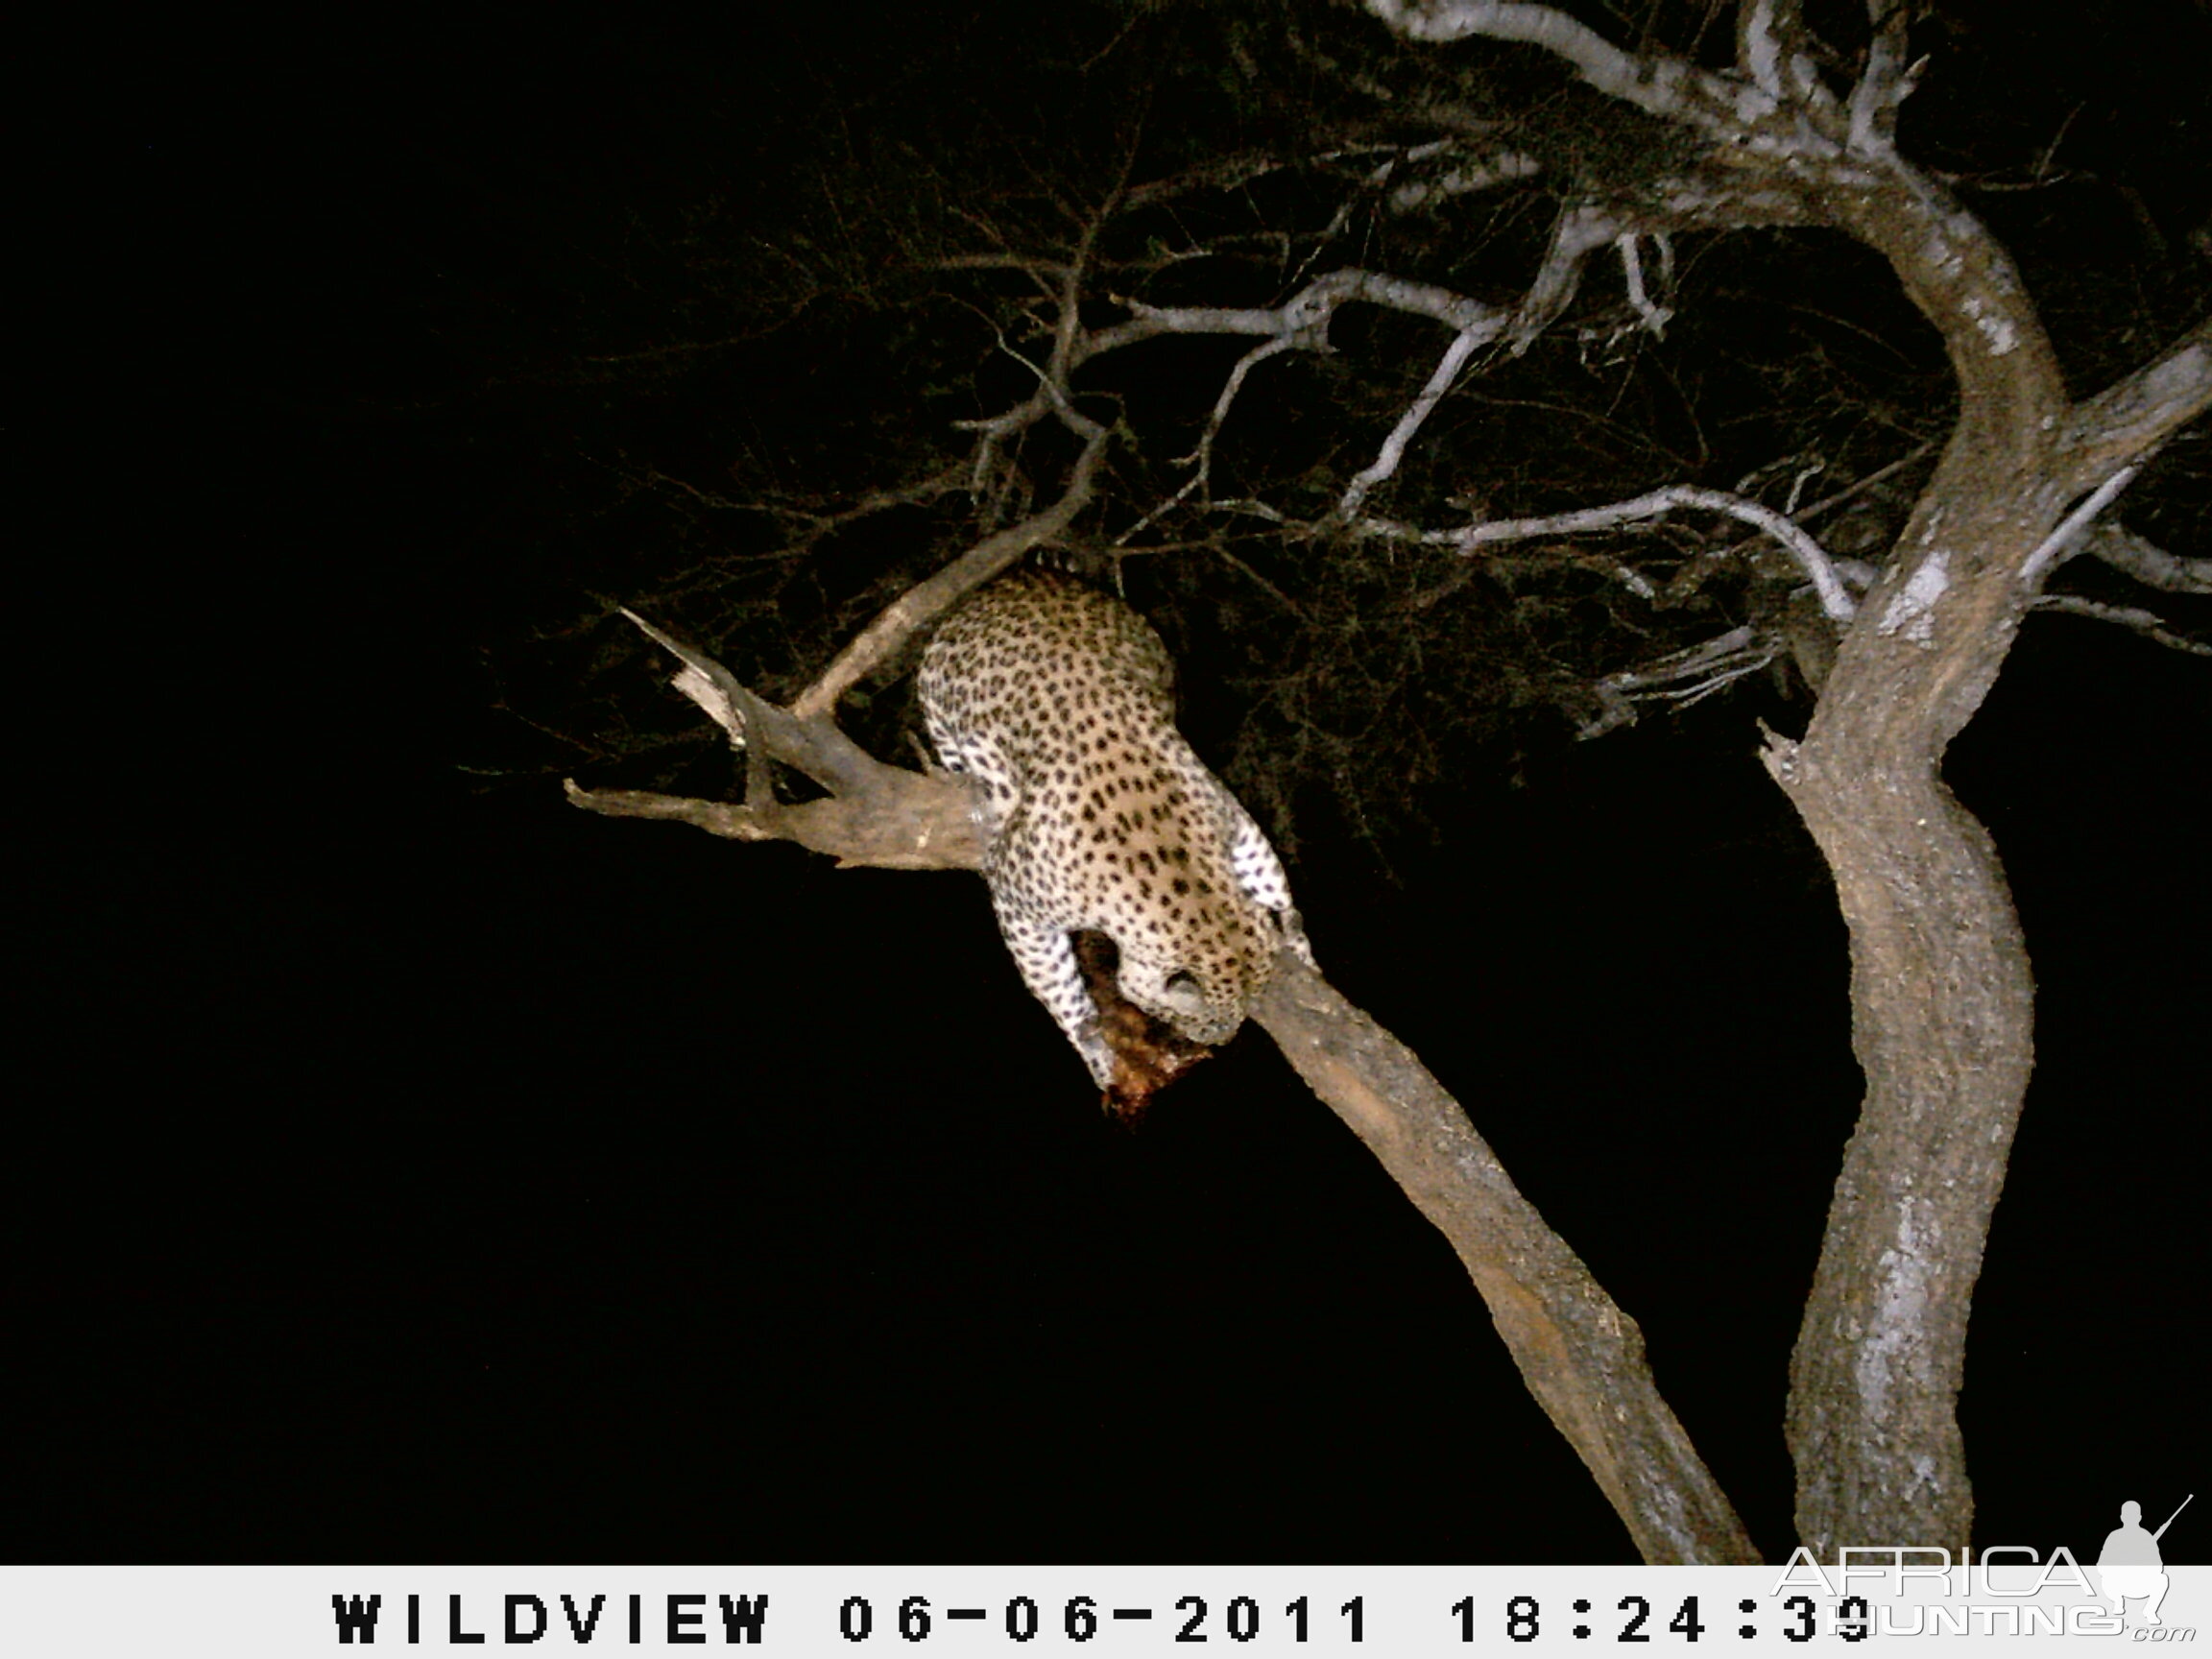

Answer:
[2153,1494,2193,1542]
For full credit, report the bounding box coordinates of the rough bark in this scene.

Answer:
[1367,0,2212,1556]
[563,772,983,871]
[1256,959,1760,1564]
[566,613,986,871]
[1762,173,2206,1564]
[1754,169,2062,1557]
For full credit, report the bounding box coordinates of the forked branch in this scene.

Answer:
[577,587,1758,1563]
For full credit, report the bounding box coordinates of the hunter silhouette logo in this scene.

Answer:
[2098,1494,2192,1627]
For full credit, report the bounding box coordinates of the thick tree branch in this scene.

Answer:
[2059,318,2212,490]
[585,589,1762,1563]
[563,777,987,869]
[571,613,987,871]
[1367,1,1717,126]
[1255,957,1759,1564]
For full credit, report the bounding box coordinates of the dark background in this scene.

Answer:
[15,4,2206,1567]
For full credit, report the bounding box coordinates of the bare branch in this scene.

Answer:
[564,782,766,838]
[1737,0,1789,98]
[792,421,1114,720]
[619,608,750,750]
[618,612,904,803]
[1737,0,1848,112]
[1119,331,1327,546]
[1460,485,1859,620]
[1337,326,1498,517]
[637,460,975,565]
[584,619,987,872]
[1181,337,1305,496]
[563,772,984,871]
[1846,2,1918,157]
[1084,267,1502,364]
[1123,156,1266,211]
[1365,1,1718,127]
[2031,594,2212,657]
[2017,464,2143,589]
[1512,204,1624,350]
[2081,522,2212,595]
[1578,625,1776,737]
[1788,443,1936,525]
[1386,148,1544,212]
[781,194,1141,721]
[1616,234,1673,335]
[934,252,1075,283]
[1084,269,1508,532]
[1519,193,1804,357]
[1655,442,1936,611]
[1403,532,1660,609]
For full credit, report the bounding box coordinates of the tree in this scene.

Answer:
[551,1,2209,1561]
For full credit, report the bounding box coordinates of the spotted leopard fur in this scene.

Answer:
[919,569,1311,1093]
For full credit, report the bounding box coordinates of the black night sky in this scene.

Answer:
[15,3,2207,1568]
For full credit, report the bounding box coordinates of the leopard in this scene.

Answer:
[918,568,1311,1108]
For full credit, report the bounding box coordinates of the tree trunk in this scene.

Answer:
[1762,706,2032,1553]
[1358,0,2211,1559]
[1751,144,2090,1551]
[1761,462,2049,1557]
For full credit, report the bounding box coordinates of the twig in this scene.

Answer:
[2031,594,2210,657]
[1337,326,1500,516]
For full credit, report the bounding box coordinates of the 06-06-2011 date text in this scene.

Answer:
[827,1591,1865,1644]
